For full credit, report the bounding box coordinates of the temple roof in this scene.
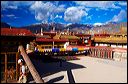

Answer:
[60,35,79,40]
[75,34,91,37]
[36,34,51,39]
[42,32,56,36]
[94,37,127,43]
[94,34,110,37]
[53,33,61,39]
[1,28,34,36]
[36,38,68,42]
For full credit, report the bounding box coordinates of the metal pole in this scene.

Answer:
[18,45,44,83]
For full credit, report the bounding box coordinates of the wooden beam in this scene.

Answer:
[16,52,19,81]
[18,45,44,83]
[5,53,7,83]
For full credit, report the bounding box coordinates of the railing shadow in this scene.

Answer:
[28,54,86,83]
[46,75,64,83]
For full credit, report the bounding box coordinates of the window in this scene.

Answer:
[42,46,45,49]
[58,46,61,48]
[45,46,48,49]
[54,46,57,48]
[48,46,52,48]
[61,46,64,48]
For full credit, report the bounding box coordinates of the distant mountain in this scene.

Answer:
[20,23,65,33]
[93,22,127,34]
[108,21,118,24]
[65,23,93,29]
[51,23,65,31]
[20,23,93,33]
[21,23,49,33]
[64,23,93,33]
[1,22,127,34]
[1,22,11,28]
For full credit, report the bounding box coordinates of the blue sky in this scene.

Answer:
[1,1,127,27]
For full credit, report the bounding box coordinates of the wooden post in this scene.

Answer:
[5,53,7,83]
[103,49,105,58]
[94,48,96,57]
[94,48,95,57]
[98,49,100,58]
[18,45,44,83]
[91,48,93,57]
[104,49,106,59]
[16,52,19,80]
[96,49,98,58]
[99,49,101,58]
[89,49,91,57]
[95,49,97,57]
[107,50,110,59]
[110,50,112,59]
[101,50,103,58]
[53,41,54,48]
[92,48,94,57]
[106,50,108,59]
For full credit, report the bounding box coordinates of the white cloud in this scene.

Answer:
[1,15,4,17]
[75,1,121,10]
[64,7,87,23]
[110,10,127,22]
[30,1,49,21]
[30,1,65,22]
[86,8,91,12]
[1,1,18,9]
[66,23,72,26]
[55,5,66,13]
[55,15,62,19]
[94,23,103,26]
[3,14,19,19]
[6,14,15,17]
[118,1,127,6]
[8,6,18,9]
[86,15,93,20]
[1,1,34,10]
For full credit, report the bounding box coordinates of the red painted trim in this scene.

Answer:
[36,38,68,42]
[1,28,34,36]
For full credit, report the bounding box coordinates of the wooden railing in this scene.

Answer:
[1,52,19,82]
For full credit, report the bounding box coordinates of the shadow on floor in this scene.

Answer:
[28,55,86,83]
[46,75,64,83]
